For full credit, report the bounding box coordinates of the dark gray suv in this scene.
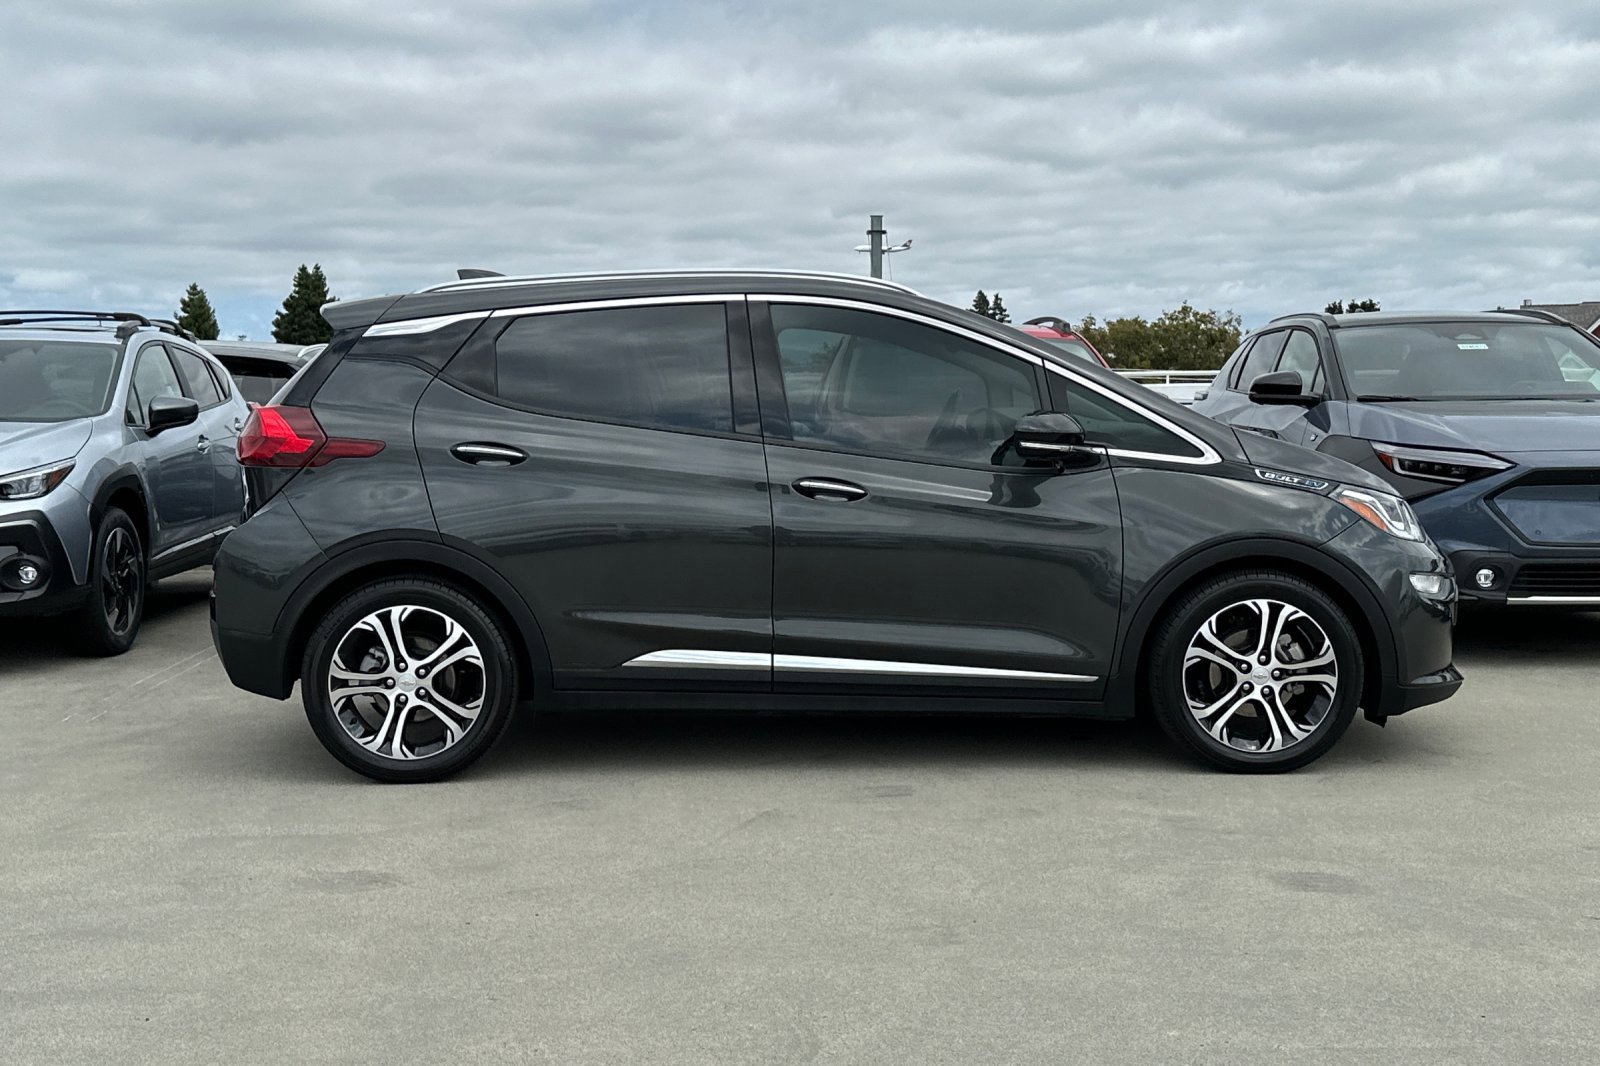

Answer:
[210,271,1461,781]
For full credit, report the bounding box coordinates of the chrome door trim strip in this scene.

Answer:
[775,654,1097,682]
[621,649,772,669]
[151,524,235,562]
[752,293,1222,468]
[1505,595,1600,605]
[488,294,747,319]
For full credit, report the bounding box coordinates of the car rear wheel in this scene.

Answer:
[301,578,517,783]
[74,507,145,657]
[1147,570,1363,772]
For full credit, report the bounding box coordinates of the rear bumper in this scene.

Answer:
[211,610,296,699]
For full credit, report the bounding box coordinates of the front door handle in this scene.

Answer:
[793,477,867,502]
[196,435,210,453]
[451,442,528,466]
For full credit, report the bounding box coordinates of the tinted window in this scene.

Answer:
[1234,331,1287,391]
[171,346,224,407]
[1335,322,1600,399]
[128,344,184,423]
[1047,372,1204,458]
[1275,330,1324,393]
[1042,338,1099,365]
[0,339,120,423]
[493,304,733,433]
[770,304,1041,466]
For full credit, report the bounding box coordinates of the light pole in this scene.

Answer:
[854,215,912,278]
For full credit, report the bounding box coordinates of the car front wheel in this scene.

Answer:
[74,506,145,656]
[1148,570,1363,772]
[301,578,517,783]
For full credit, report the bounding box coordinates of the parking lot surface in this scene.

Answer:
[3,570,1597,1064]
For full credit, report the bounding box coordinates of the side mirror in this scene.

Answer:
[1249,371,1319,407]
[1010,412,1090,458]
[147,395,200,434]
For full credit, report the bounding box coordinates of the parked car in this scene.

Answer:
[1192,308,1600,605]
[210,270,1459,782]
[203,341,324,404]
[0,310,249,653]
[1017,316,1110,367]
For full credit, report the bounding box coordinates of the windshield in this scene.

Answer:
[1043,338,1100,366]
[1335,322,1600,400]
[0,339,122,422]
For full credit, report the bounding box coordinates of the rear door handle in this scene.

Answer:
[451,442,527,466]
[793,477,867,502]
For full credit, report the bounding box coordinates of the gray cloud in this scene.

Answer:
[2,0,1598,338]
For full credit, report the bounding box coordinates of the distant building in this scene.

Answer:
[1515,299,1600,334]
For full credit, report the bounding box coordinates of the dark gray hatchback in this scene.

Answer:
[211,270,1461,781]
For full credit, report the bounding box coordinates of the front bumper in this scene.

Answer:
[0,510,88,616]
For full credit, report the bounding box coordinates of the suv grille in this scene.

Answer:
[1509,564,1600,596]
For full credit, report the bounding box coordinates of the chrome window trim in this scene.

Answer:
[365,311,493,338]
[418,269,919,296]
[488,294,746,319]
[755,294,1222,467]
[620,649,1096,682]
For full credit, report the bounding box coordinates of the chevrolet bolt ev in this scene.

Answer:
[1,311,248,653]
[1193,309,1600,606]
[210,271,1461,782]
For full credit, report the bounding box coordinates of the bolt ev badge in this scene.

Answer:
[1255,468,1332,491]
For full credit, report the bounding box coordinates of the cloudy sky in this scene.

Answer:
[4,0,1599,338]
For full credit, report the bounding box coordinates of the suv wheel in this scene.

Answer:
[75,507,145,656]
[1148,570,1363,773]
[301,578,517,783]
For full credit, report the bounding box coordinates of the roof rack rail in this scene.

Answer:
[415,269,921,296]
[0,309,201,341]
[1267,311,1340,327]
[148,318,197,341]
[1491,306,1571,326]
[1023,316,1074,332]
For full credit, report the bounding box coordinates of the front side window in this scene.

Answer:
[1275,330,1324,393]
[491,304,733,434]
[1047,372,1205,459]
[1336,322,1600,400]
[170,346,225,408]
[770,304,1041,467]
[128,344,185,424]
[1233,331,1287,391]
[0,339,121,423]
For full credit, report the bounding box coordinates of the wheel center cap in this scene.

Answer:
[1252,667,1270,681]
[398,678,418,692]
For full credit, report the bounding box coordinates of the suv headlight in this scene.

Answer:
[0,461,75,500]
[1334,485,1424,541]
[1372,442,1511,485]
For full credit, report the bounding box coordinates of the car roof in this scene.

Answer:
[1268,309,1560,329]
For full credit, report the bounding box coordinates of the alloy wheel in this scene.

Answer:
[325,604,487,761]
[1182,598,1339,753]
[101,526,142,636]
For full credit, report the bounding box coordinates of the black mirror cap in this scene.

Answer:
[147,395,200,434]
[1249,371,1319,406]
[1011,411,1089,457]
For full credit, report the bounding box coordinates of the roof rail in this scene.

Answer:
[148,318,197,341]
[0,309,152,328]
[1023,316,1074,332]
[415,269,921,296]
[1491,306,1571,326]
[1267,311,1340,327]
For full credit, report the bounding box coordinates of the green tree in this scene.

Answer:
[1068,305,1242,370]
[989,292,1011,324]
[272,264,336,344]
[175,283,219,340]
[970,290,992,318]
[1325,298,1380,314]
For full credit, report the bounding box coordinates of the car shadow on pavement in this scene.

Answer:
[0,571,212,671]
[1452,606,1600,661]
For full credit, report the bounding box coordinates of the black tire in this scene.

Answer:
[74,506,146,657]
[301,578,517,783]
[1147,569,1363,773]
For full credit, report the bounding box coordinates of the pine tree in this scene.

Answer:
[990,293,1011,324]
[271,264,337,344]
[970,290,992,318]
[175,283,220,340]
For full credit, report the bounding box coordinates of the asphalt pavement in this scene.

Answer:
[3,570,1597,1064]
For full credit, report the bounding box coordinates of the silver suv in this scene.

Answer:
[0,310,249,653]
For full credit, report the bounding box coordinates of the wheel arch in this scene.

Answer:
[89,468,151,555]
[275,534,553,705]
[1109,536,1398,717]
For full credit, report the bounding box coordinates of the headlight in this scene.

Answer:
[0,461,75,500]
[1372,442,1511,484]
[1334,485,1424,541]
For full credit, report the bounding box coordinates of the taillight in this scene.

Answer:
[237,404,384,468]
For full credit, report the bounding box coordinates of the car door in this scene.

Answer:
[125,342,213,556]
[167,343,246,530]
[414,296,773,691]
[751,298,1123,696]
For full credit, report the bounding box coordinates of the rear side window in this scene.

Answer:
[170,346,224,408]
[491,304,733,434]
[1048,372,1205,459]
[1232,331,1287,391]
